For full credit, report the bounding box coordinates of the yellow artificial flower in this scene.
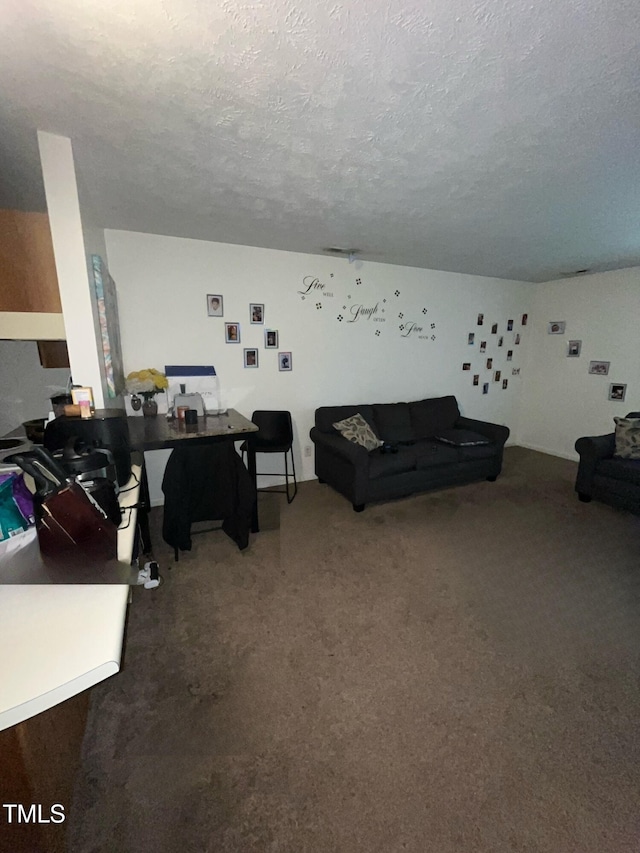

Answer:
[125,368,168,396]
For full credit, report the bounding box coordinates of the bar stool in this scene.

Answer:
[241,410,298,503]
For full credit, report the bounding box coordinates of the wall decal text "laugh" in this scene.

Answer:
[348,303,379,322]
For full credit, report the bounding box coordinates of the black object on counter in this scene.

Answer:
[54,436,117,483]
[22,418,47,444]
[184,409,198,425]
[50,394,73,417]
[44,409,131,486]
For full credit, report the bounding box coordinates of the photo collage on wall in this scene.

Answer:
[551,318,626,401]
[464,312,528,394]
[206,295,292,372]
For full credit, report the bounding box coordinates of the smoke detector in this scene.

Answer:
[323,247,360,263]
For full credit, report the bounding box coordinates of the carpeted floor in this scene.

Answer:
[68,447,640,852]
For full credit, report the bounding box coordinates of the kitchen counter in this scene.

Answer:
[0,584,129,732]
[0,462,141,731]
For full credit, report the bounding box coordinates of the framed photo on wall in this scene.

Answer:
[548,321,566,334]
[265,329,279,348]
[250,303,264,324]
[609,383,626,401]
[588,360,610,375]
[278,351,292,371]
[244,348,258,368]
[225,322,240,343]
[567,340,581,357]
[207,294,224,317]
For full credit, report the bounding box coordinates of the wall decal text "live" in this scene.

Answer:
[297,276,334,298]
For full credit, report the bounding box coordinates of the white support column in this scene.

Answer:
[37,131,105,407]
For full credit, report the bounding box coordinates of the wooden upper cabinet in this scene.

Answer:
[0,209,62,313]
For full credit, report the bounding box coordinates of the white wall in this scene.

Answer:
[0,341,70,436]
[516,267,640,459]
[105,229,532,501]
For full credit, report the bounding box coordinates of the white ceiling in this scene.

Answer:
[1,0,639,282]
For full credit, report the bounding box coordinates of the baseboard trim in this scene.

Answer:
[513,442,578,462]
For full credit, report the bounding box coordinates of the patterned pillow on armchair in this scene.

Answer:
[614,417,640,459]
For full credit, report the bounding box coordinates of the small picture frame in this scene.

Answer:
[482,383,489,395]
[514,333,521,345]
[589,360,610,376]
[473,374,479,386]
[522,313,528,326]
[477,313,484,326]
[567,340,582,357]
[507,350,513,361]
[609,383,626,401]
[225,322,240,343]
[462,362,471,371]
[491,323,498,334]
[494,370,501,382]
[278,351,292,371]
[468,332,475,345]
[250,303,264,324]
[265,329,279,349]
[71,386,94,407]
[507,319,514,331]
[244,348,258,368]
[498,336,503,347]
[502,379,508,389]
[207,294,223,317]
[486,358,493,369]
[548,321,566,334]
[480,341,487,353]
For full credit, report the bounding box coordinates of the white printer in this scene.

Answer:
[165,365,227,416]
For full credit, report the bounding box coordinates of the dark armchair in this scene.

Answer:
[574,411,640,514]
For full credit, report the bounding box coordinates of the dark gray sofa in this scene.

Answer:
[574,411,640,514]
[310,395,510,511]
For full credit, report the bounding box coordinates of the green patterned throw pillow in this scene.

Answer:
[613,417,640,459]
[333,413,383,452]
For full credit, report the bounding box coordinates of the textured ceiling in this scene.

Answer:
[1,0,639,282]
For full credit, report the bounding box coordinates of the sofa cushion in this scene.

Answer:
[456,443,498,462]
[614,417,640,460]
[369,446,417,479]
[409,396,460,439]
[413,439,460,469]
[434,428,490,447]
[316,404,377,434]
[332,413,383,452]
[372,403,414,442]
[597,457,640,486]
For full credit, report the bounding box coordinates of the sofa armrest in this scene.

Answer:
[455,416,510,447]
[574,433,616,496]
[575,433,616,461]
[309,427,370,467]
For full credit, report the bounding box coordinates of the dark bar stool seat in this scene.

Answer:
[241,410,298,503]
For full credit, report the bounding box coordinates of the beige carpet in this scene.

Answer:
[68,447,640,852]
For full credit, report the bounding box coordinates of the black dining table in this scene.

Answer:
[126,410,260,549]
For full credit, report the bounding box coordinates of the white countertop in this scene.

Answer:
[0,464,142,732]
[0,584,130,731]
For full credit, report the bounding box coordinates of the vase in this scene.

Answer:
[130,394,142,412]
[142,399,158,417]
